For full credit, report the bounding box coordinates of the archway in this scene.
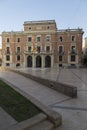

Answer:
[36,56,41,67]
[27,56,32,67]
[45,56,51,67]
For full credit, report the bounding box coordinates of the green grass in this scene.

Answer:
[0,80,41,122]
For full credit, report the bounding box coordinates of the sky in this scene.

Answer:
[0,0,87,47]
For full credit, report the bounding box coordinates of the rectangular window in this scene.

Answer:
[6,63,10,66]
[28,37,32,42]
[17,47,20,52]
[6,55,10,61]
[28,46,32,52]
[59,36,63,42]
[17,38,20,42]
[46,36,51,42]
[46,46,50,52]
[72,36,75,41]
[7,38,9,42]
[7,47,10,54]
[17,55,20,61]
[59,46,63,53]
[37,37,41,42]
[37,46,41,53]
[59,56,62,61]
[71,46,76,53]
[71,55,75,61]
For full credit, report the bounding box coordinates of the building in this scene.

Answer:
[84,37,87,54]
[0,48,2,66]
[1,20,84,68]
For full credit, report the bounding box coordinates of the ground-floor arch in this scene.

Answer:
[36,55,41,67]
[45,55,51,67]
[27,55,32,67]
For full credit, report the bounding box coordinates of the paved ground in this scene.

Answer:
[0,67,87,130]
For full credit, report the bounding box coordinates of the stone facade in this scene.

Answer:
[1,20,84,68]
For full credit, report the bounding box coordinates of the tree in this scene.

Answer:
[83,53,87,67]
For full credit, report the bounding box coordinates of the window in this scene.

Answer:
[29,27,31,30]
[6,55,10,61]
[16,63,20,67]
[59,36,62,42]
[46,36,51,42]
[7,47,10,54]
[17,38,20,42]
[17,47,20,52]
[28,37,32,42]
[28,46,32,52]
[37,36,41,42]
[47,26,50,29]
[46,46,50,52]
[17,55,20,61]
[71,55,75,61]
[72,36,75,41]
[59,56,62,61]
[7,38,9,42]
[71,46,76,53]
[6,63,10,66]
[59,46,63,53]
[37,46,41,53]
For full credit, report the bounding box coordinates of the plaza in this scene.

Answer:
[0,67,87,129]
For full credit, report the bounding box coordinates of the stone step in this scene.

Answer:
[29,120,54,130]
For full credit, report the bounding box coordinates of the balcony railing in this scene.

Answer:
[58,51,64,55]
[69,50,77,55]
[5,51,10,55]
[15,51,22,55]
[24,50,53,55]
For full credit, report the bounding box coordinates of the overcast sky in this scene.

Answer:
[0,0,87,47]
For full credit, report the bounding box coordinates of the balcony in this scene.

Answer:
[15,51,22,55]
[5,51,10,55]
[24,50,53,55]
[24,50,33,55]
[58,51,64,55]
[69,50,77,55]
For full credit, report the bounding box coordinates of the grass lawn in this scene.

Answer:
[0,79,41,122]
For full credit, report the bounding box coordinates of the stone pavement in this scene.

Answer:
[0,67,87,130]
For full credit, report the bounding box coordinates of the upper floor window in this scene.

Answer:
[17,55,20,61]
[59,46,63,53]
[7,38,9,42]
[72,36,75,41]
[28,46,32,52]
[59,36,63,42]
[46,46,50,52]
[71,55,75,61]
[71,46,76,53]
[47,26,50,29]
[6,55,10,61]
[17,38,20,42]
[29,27,31,30]
[28,37,32,42]
[6,47,10,54]
[37,36,41,42]
[59,56,62,61]
[17,47,20,52]
[46,35,51,42]
[37,46,41,53]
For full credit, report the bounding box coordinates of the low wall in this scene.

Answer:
[5,68,77,98]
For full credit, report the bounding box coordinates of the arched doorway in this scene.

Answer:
[36,56,41,67]
[27,56,32,67]
[45,56,51,67]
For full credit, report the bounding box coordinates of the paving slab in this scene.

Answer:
[0,107,17,130]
